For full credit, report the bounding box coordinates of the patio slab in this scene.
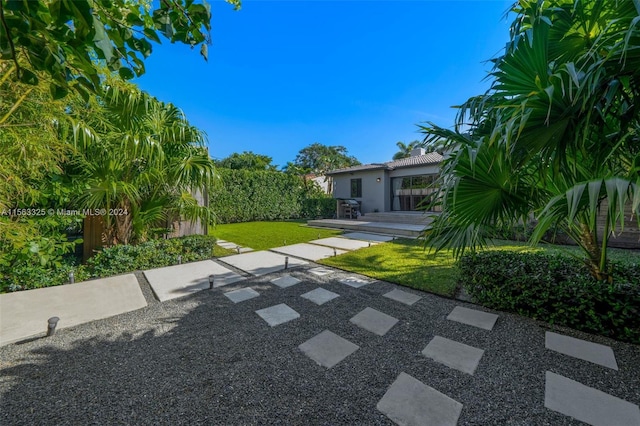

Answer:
[422,336,485,375]
[447,306,499,331]
[0,274,146,346]
[383,289,422,306]
[270,275,302,289]
[300,288,340,305]
[255,303,300,327]
[342,232,394,242]
[144,260,245,302]
[350,307,398,336]
[339,276,371,288]
[271,243,346,261]
[222,251,308,276]
[308,267,334,276]
[377,372,463,426]
[545,371,640,426]
[309,237,372,250]
[545,332,618,370]
[224,288,260,304]
[298,330,359,368]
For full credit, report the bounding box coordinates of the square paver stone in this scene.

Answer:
[271,243,347,261]
[223,251,308,276]
[350,307,398,336]
[343,232,394,242]
[545,371,640,426]
[224,288,260,304]
[383,289,422,306]
[270,275,302,288]
[310,237,371,251]
[301,288,340,305]
[422,336,485,375]
[298,330,359,368]
[447,306,499,331]
[309,267,334,276]
[377,372,463,426]
[255,303,300,327]
[339,276,371,288]
[545,332,618,370]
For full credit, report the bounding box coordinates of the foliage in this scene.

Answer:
[459,251,640,343]
[301,197,336,219]
[0,260,90,293]
[291,143,360,175]
[86,235,218,277]
[0,0,241,101]
[216,151,277,171]
[392,140,422,160]
[420,0,640,280]
[210,168,333,223]
[210,220,341,251]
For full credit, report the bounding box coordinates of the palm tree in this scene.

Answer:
[392,140,422,160]
[419,0,640,281]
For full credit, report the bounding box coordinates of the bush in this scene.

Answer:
[301,198,335,219]
[0,260,91,293]
[87,235,218,277]
[459,251,640,344]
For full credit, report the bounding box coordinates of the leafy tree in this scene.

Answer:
[392,140,422,160]
[0,0,241,100]
[420,0,640,281]
[292,143,360,175]
[216,151,277,171]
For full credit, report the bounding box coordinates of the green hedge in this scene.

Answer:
[0,235,218,293]
[210,169,334,223]
[459,251,640,344]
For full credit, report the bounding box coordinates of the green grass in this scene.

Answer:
[209,220,342,251]
[213,245,235,257]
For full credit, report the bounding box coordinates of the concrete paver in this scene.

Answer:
[298,330,359,368]
[255,303,300,327]
[339,276,370,288]
[545,332,618,370]
[270,275,301,288]
[144,260,244,302]
[222,251,308,276]
[383,289,422,306]
[447,306,499,331]
[545,371,640,426]
[309,237,373,250]
[300,288,340,305]
[342,232,394,242]
[224,288,260,303]
[0,274,146,345]
[377,372,463,426]
[422,336,485,375]
[350,307,398,336]
[271,243,347,261]
[308,267,334,276]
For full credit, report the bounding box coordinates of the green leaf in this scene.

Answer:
[143,28,161,44]
[92,14,114,63]
[118,67,135,80]
[49,82,69,99]
[19,69,39,85]
[200,43,208,62]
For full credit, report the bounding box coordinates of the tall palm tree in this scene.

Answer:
[420,0,640,280]
[392,140,422,160]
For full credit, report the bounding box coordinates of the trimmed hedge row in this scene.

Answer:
[0,235,219,293]
[459,251,640,343]
[210,169,334,223]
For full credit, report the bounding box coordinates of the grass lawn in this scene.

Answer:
[209,220,342,251]
[213,245,235,257]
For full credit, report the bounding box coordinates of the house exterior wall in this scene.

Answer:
[332,169,386,214]
[388,164,440,178]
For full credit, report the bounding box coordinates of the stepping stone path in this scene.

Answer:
[422,336,485,375]
[217,239,253,253]
[255,303,300,327]
[545,331,618,370]
[224,288,260,304]
[310,237,373,251]
[270,275,301,289]
[298,330,359,368]
[339,276,370,288]
[545,371,640,426]
[383,289,422,306]
[308,267,334,276]
[272,243,347,261]
[350,307,398,336]
[223,251,307,276]
[447,306,499,331]
[342,232,394,242]
[377,372,463,426]
[300,288,340,305]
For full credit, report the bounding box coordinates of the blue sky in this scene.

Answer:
[135,0,514,168]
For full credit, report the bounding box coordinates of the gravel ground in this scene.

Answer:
[1,265,639,425]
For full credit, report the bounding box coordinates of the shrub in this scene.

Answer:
[0,260,91,293]
[301,198,335,219]
[459,251,640,344]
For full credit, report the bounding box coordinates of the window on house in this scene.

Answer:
[350,178,362,198]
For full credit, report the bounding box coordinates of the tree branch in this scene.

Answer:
[0,0,20,80]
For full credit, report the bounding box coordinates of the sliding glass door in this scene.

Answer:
[391,175,439,211]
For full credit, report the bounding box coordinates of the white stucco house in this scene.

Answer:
[326,148,443,216]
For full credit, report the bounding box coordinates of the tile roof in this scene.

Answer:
[327,152,443,175]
